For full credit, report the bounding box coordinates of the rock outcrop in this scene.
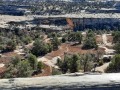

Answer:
[0,73,120,90]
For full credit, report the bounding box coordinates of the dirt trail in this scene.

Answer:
[95,62,110,73]
[102,34,107,45]
[36,44,70,76]
[102,34,112,46]
[100,34,115,54]
[95,34,114,73]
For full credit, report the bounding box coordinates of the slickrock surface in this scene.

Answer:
[0,73,120,90]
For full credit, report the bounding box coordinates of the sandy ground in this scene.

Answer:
[95,62,110,73]
[38,57,58,69]
[101,34,115,54]
[0,64,4,68]
[102,34,112,46]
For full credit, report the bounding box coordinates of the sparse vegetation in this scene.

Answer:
[0,0,120,79]
[3,54,43,78]
[57,53,95,74]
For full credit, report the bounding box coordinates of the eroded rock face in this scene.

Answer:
[0,73,120,90]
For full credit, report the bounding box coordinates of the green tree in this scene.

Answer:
[57,54,80,73]
[16,60,32,77]
[67,31,82,44]
[59,55,69,74]
[4,61,32,78]
[4,57,33,78]
[76,31,82,44]
[51,36,61,50]
[81,54,94,72]
[28,54,38,70]
[4,64,16,78]
[48,32,57,38]
[69,54,80,73]
[11,56,21,67]
[0,44,4,51]
[47,43,53,52]
[31,40,49,56]
[6,40,16,51]
[22,36,32,45]
[37,62,43,72]
[106,54,120,73]
[83,30,97,49]
[114,43,120,54]
[112,31,120,43]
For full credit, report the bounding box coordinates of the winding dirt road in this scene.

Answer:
[95,34,115,73]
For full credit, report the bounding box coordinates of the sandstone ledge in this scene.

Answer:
[0,73,120,90]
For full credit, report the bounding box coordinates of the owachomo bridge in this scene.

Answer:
[0,73,120,90]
